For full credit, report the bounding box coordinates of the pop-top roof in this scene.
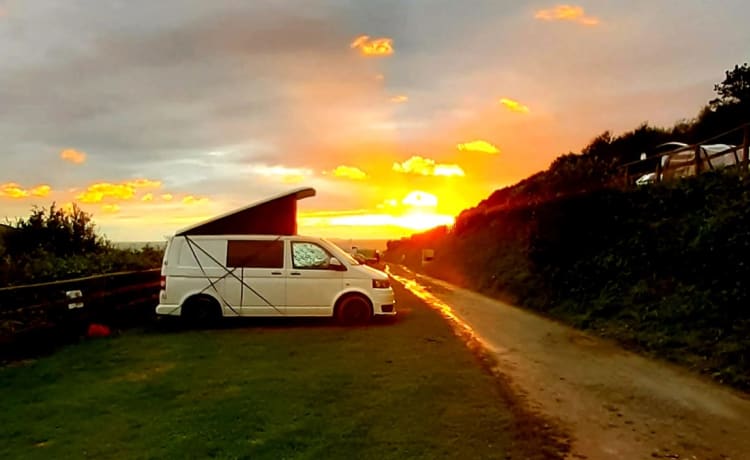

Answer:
[175,187,315,236]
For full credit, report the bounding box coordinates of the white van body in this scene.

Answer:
[156,234,396,320]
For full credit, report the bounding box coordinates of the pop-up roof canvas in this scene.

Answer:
[175,187,315,236]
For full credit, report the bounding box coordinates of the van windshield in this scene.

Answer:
[321,239,362,265]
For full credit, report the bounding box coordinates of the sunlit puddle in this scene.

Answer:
[386,266,491,352]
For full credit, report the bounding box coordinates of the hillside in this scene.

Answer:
[384,65,750,390]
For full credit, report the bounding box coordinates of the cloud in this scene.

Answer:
[457,140,500,154]
[142,193,154,202]
[182,195,209,205]
[161,194,174,202]
[333,165,367,180]
[1,183,29,199]
[30,185,52,197]
[76,179,162,203]
[534,5,600,26]
[0,183,52,199]
[390,95,408,103]
[60,148,87,164]
[350,35,394,57]
[402,191,438,208]
[393,156,465,177]
[127,179,162,188]
[248,165,313,184]
[499,98,531,114]
[101,204,121,214]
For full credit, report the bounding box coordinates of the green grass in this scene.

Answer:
[0,285,539,460]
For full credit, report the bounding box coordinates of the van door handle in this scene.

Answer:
[271,272,282,276]
[290,272,301,276]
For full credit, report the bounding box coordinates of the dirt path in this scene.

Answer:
[389,266,750,460]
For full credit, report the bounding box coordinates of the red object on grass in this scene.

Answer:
[87,323,111,337]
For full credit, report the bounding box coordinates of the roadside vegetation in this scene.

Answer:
[385,63,750,390]
[0,285,565,460]
[0,204,163,287]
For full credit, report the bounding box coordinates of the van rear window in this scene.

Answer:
[227,240,284,268]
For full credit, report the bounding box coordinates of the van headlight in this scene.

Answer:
[372,279,390,289]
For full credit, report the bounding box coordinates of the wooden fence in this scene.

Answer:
[622,123,750,186]
[0,269,160,357]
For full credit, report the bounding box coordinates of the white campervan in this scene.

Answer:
[155,188,395,324]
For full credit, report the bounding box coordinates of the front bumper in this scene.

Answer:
[371,289,397,316]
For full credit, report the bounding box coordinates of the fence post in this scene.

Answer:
[743,124,749,174]
[622,166,629,187]
[655,157,662,183]
[694,144,703,175]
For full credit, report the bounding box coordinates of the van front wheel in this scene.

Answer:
[336,295,372,326]
[182,295,222,328]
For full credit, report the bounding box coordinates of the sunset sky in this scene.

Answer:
[1,1,748,241]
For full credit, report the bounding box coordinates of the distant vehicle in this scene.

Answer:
[156,188,396,325]
[635,142,742,185]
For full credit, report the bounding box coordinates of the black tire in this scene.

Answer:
[335,295,373,326]
[181,296,222,328]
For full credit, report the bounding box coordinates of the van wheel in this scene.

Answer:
[182,296,221,328]
[336,295,372,326]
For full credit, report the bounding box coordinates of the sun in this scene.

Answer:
[299,190,455,237]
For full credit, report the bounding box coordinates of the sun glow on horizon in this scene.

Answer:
[298,190,456,238]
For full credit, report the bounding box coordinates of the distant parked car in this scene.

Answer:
[635,142,742,185]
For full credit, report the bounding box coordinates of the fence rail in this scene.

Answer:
[622,123,750,186]
[0,269,161,356]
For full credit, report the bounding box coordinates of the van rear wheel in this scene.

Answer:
[336,295,372,326]
[182,296,221,328]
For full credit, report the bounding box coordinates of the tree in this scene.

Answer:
[5,203,107,258]
[710,63,750,109]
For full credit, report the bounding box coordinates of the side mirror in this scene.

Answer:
[329,257,347,271]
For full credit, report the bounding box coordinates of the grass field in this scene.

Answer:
[0,285,560,459]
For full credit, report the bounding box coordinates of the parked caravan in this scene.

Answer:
[156,188,395,324]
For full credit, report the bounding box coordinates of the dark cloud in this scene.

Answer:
[0,1,376,178]
[2,0,750,239]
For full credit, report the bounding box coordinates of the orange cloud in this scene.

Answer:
[127,179,161,188]
[457,140,500,154]
[142,193,154,202]
[390,95,408,103]
[333,165,367,180]
[350,35,394,57]
[0,183,52,199]
[1,183,29,199]
[393,156,465,177]
[182,195,209,205]
[76,179,162,203]
[30,185,52,197]
[534,5,600,26]
[101,204,121,214]
[161,194,174,202]
[499,98,531,114]
[60,148,87,164]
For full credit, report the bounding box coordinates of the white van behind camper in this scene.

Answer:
[156,234,396,324]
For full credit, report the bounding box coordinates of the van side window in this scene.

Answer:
[292,242,331,269]
[227,240,284,268]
